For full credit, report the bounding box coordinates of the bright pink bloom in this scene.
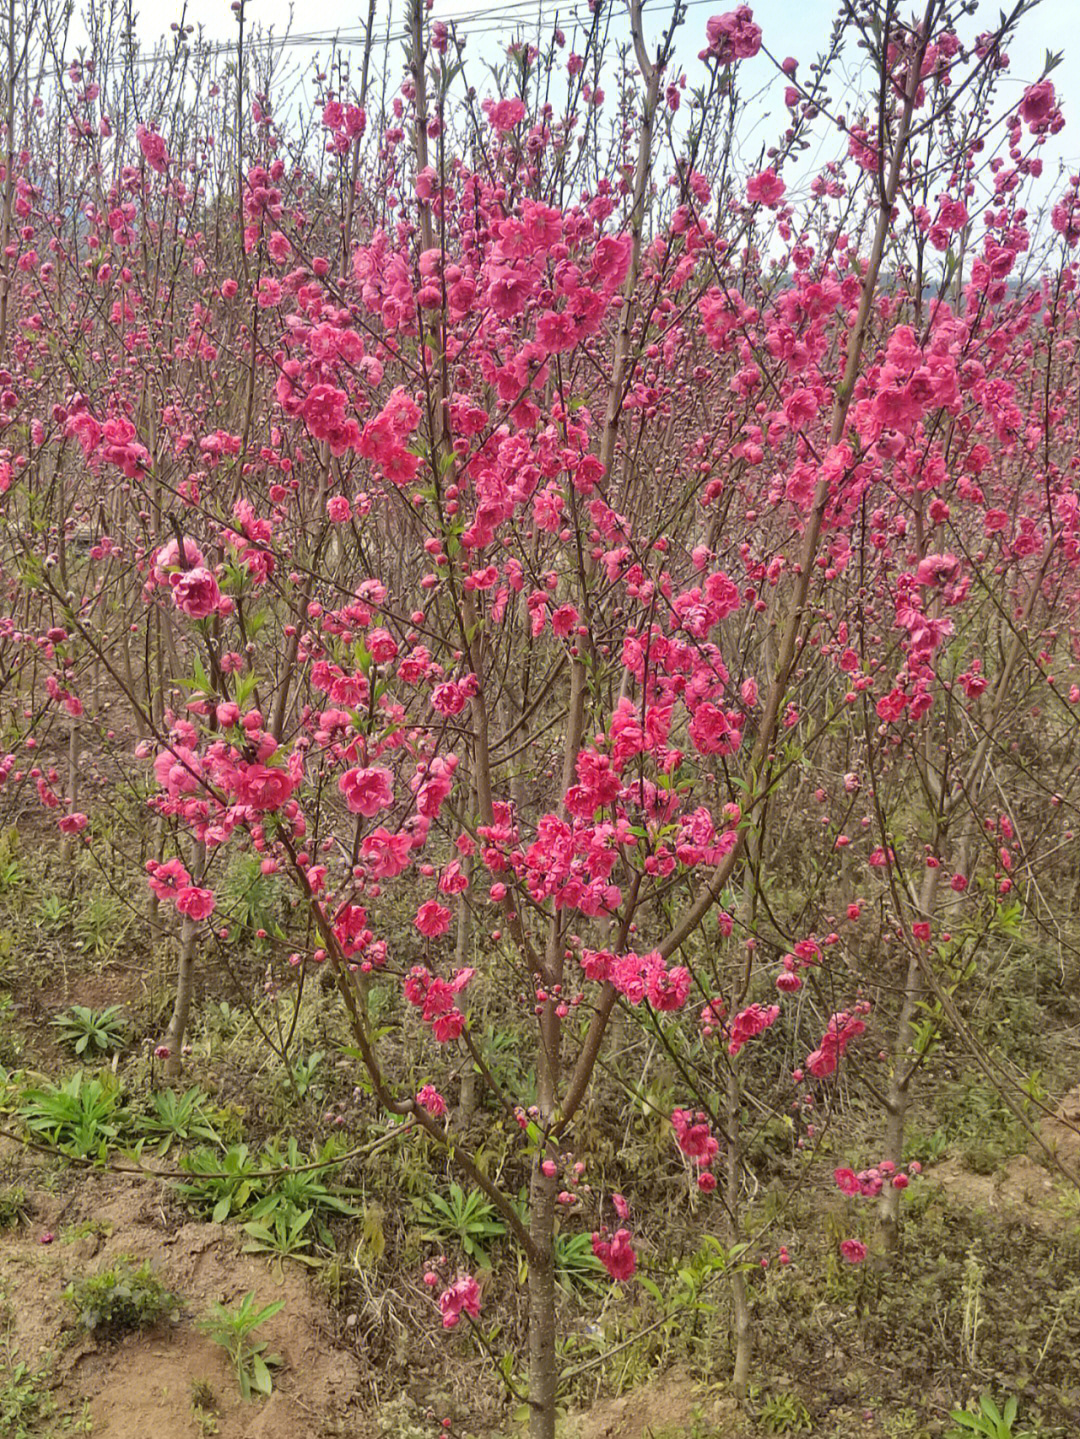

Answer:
[438,1273,481,1328]
[416,1085,447,1116]
[746,168,786,208]
[175,886,216,921]
[592,1228,636,1281]
[171,567,220,618]
[415,900,453,937]
[339,766,394,816]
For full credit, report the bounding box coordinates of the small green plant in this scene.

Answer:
[0,1184,28,1228]
[246,1137,356,1243]
[51,1004,128,1058]
[288,1049,324,1100]
[0,1353,56,1439]
[34,894,69,933]
[72,890,131,959]
[945,1394,1037,1439]
[242,1208,318,1269]
[553,1231,605,1294]
[19,1071,130,1158]
[177,1143,260,1224]
[415,1182,507,1263]
[133,1086,226,1156]
[177,1137,355,1242]
[190,1378,219,1434]
[0,828,25,894]
[0,995,21,1065]
[197,1292,282,1400]
[758,1390,813,1434]
[65,1256,178,1335]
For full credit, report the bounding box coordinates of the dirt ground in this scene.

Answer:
[0,1144,366,1439]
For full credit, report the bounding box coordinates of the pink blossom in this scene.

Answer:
[416,1085,447,1116]
[705,6,762,63]
[839,1239,867,1265]
[136,123,170,172]
[746,168,786,208]
[171,567,221,619]
[415,900,453,937]
[438,1273,481,1328]
[339,766,394,816]
[175,886,216,921]
[1019,80,1057,130]
[592,1228,636,1281]
[728,1002,780,1056]
[147,857,191,900]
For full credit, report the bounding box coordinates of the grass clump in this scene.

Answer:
[64,1256,178,1336]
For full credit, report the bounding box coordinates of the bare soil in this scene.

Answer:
[0,1148,367,1439]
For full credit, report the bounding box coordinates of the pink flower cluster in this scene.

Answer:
[438,1273,481,1328]
[591,1228,636,1281]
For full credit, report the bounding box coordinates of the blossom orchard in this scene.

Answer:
[1,0,1079,1430]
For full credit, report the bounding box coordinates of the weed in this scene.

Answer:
[758,1390,813,1434]
[177,1143,260,1224]
[51,1005,128,1058]
[132,1086,227,1156]
[288,1048,324,1100]
[0,996,21,1065]
[190,1378,219,1435]
[0,1184,27,1228]
[65,1257,178,1336]
[552,1231,605,1294]
[415,1182,507,1263]
[0,1355,55,1439]
[945,1394,1038,1439]
[242,1208,319,1269]
[72,891,131,960]
[197,1292,282,1400]
[19,1071,130,1159]
[33,895,69,933]
[178,1137,356,1245]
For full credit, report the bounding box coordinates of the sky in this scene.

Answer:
[69,0,1080,190]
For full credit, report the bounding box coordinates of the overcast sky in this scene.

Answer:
[77,0,1080,196]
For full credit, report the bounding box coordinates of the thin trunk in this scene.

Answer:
[162,840,205,1080]
[726,1064,752,1398]
[879,864,940,1247]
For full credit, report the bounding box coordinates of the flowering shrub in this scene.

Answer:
[0,1,1076,1433]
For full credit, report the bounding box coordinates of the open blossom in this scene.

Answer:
[438,1273,481,1328]
[1019,79,1058,131]
[484,96,526,132]
[415,899,452,938]
[705,6,762,62]
[147,856,191,900]
[728,1002,780,1056]
[339,766,394,816]
[57,812,88,834]
[175,886,216,921]
[171,567,220,618]
[839,1238,867,1265]
[746,168,786,208]
[361,827,413,878]
[136,123,170,172]
[152,536,204,580]
[592,1228,636,1281]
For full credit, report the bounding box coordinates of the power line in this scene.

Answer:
[39,0,720,85]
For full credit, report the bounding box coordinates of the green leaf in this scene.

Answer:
[251,1353,273,1396]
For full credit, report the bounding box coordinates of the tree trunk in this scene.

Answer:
[527,1161,558,1439]
[879,865,940,1247]
[162,840,205,1079]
